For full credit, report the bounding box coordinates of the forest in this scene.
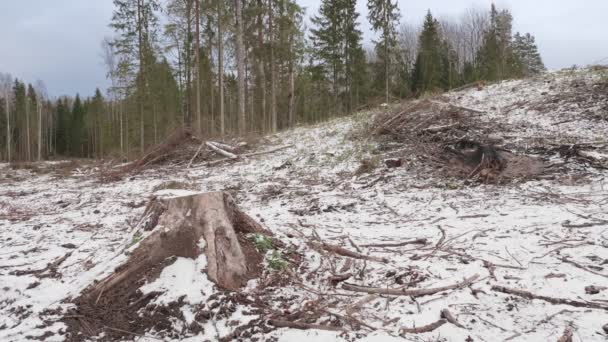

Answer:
[0,1,544,161]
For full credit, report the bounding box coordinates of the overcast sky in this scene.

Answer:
[1,0,607,97]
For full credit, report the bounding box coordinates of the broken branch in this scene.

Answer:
[400,319,446,335]
[342,274,479,297]
[491,286,608,311]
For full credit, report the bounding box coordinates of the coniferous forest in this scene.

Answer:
[0,1,544,162]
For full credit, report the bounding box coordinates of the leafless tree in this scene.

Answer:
[396,22,419,72]
[460,6,489,64]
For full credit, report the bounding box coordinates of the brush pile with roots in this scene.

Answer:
[372,98,546,183]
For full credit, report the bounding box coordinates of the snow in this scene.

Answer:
[1,68,608,341]
[139,254,215,306]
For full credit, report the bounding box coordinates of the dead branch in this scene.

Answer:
[206,144,294,166]
[441,308,465,328]
[422,123,460,134]
[187,141,206,168]
[560,257,608,278]
[268,319,342,331]
[400,319,447,335]
[491,286,608,311]
[361,238,428,248]
[311,242,388,263]
[342,274,479,297]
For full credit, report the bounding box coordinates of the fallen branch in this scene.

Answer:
[268,319,342,332]
[361,238,428,248]
[311,242,388,263]
[422,123,460,134]
[206,144,294,166]
[187,141,206,168]
[560,257,608,278]
[441,309,465,328]
[342,274,479,297]
[491,286,608,311]
[400,319,446,335]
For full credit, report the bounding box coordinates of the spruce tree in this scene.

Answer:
[311,0,364,114]
[367,0,400,103]
[513,32,545,76]
[71,95,85,156]
[412,11,444,93]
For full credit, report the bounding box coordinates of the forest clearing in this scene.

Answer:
[1,67,607,341]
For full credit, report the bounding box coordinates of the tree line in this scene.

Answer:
[0,1,544,162]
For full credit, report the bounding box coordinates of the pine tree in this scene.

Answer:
[367,0,400,103]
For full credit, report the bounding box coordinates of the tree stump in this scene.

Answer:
[93,191,268,295]
[64,192,269,340]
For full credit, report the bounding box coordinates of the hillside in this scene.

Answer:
[1,68,607,342]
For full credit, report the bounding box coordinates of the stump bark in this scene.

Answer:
[92,191,267,295]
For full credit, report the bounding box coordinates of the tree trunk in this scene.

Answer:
[256,0,266,133]
[287,29,295,128]
[268,0,277,133]
[384,6,389,104]
[218,0,225,136]
[235,0,246,134]
[37,99,42,161]
[26,96,31,161]
[119,100,124,157]
[137,0,145,155]
[195,0,202,134]
[5,88,10,162]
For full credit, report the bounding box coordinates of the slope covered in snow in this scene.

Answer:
[1,68,607,342]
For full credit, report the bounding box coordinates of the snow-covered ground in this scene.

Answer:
[1,68,607,342]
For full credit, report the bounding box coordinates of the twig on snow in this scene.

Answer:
[400,319,446,335]
[491,285,608,311]
[342,274,480,297]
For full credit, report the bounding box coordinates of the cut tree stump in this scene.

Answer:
[91,191,268,295]
[64,192,270,341]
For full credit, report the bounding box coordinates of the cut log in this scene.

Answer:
[206,141,238,159]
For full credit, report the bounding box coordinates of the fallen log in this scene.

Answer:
[206,141,238,159]
[208,141,239,153]
[491,285,608,311]
[400,319,446,335]
[342,274,479,297]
